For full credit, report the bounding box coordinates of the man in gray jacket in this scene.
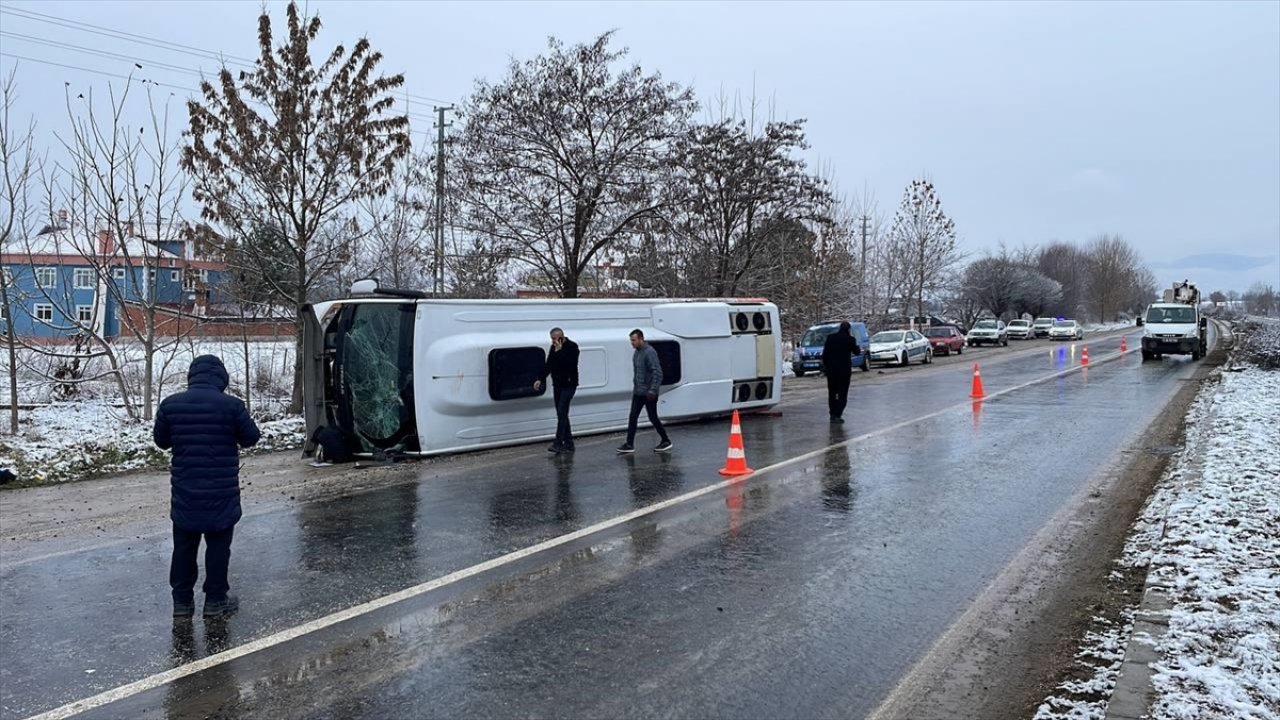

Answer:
[617,329,673,454]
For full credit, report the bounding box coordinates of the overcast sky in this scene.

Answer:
[2,0,1277,292]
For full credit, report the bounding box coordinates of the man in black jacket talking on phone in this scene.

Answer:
[822,322,860,424]
[534,327,580,453]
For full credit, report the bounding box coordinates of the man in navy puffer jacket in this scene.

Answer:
[154,355,260,619]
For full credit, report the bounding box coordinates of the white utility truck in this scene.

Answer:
[1138,280,1207,362]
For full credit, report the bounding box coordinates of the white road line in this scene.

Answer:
[26,344,1137,720]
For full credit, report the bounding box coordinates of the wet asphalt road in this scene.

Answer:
[0,329,1212,719]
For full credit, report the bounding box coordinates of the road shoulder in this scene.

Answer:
[869,334,1226,720]
[1039,319,1279,720]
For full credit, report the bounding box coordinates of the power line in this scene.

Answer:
[0,35,437,124]
[0,3,457,106]
[0,3,255,67]
[0,51,200,93]
[404,92,456,107]
[0,52,434,137]
[1,30,207,76]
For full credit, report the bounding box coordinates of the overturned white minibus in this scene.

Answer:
[301,282,782,458]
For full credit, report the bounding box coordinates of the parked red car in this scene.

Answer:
[923,326,965,355]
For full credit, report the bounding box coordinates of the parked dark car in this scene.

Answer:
[792,321,872,377]
[923,326,965,355]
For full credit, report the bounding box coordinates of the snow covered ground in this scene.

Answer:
[1036,320,1280,720]
[0,339,296,406]
[0,402,303,485]
[1,339,303,485]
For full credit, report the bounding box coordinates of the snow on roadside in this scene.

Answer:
[1037,320,1280,720]
[0,339,296,405]
[0,402,303,485]
[1034,610,1138,720]
[1144,364,1280,720]
[1085,322,1137,333]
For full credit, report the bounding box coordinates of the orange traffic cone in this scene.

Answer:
[970,363,986,399]
[1120,336,1128,352]
[718,410,754,476]
[1081,347,1090,365]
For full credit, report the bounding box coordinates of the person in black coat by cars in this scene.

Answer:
[154,355,260,619]
[534,327,580,453]
[822,322,860,424]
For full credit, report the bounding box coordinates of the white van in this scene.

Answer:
[302,282,782,458]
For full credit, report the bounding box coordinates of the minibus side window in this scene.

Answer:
[649,340,682,386]
[489,347,548,401]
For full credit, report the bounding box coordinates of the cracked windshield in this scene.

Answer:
[344,304,413,448]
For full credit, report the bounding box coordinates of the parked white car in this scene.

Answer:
[868,330,933,367]
[966,320,1008,347]
[1032,317,1055,338]
[1049,319,1084,341]
[1006,319,1034,340]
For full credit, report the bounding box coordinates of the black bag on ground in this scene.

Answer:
[312,426,355,464]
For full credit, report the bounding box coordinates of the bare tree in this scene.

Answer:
[888,178,960,322]
[942,287,984,331]
[958,245,1063,320]
[183,1,410,412]
[666,117,831,297]
[1037,241,1088,318]
[445,238,511,298]
[1014,267,1063,318]
[0,68,38,433]
[359,148,433,291]
[803,191,862,325]
[763,168,864,332]
[16,83,194,421]
[961,251,1022,320]
[1243,282,1277,316]
[848,186,886,319]
[616,216,678,297]
[868,231,912,319]
[1124,266,1158,318]
[735,215,830,335]
[454,32,696,299]
[1085,234,1141,322]
[848,190,910,323]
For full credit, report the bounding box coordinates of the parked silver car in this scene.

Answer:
[966,320,1008,347]
[868,330,933,366]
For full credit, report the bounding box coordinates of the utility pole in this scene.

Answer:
[859,214,870,319]
[433,105,454,297]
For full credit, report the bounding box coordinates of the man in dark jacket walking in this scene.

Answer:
[154,355,260,619]
[534,327,580,453]
[822,322,860,424]
[618,329,672,454]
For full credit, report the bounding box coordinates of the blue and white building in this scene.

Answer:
[0,220,230,340]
